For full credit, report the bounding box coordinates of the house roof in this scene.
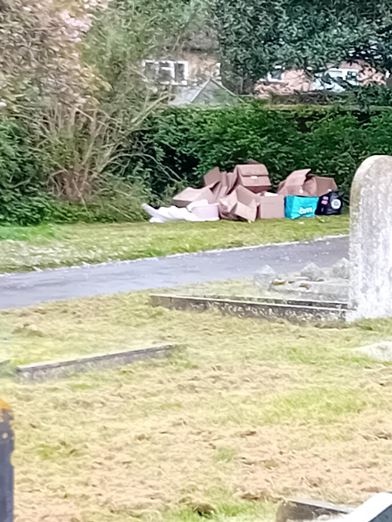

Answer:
[169,78,238,107]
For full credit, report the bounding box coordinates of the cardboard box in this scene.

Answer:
[219,186,258,222]
[278,169,338,197]
[226,171,238,192]
[173,187,215,207]
[203,167,222,188]
[312,175,338,196]
[234,164,271,194]
[258,193,285,219]
[211,171,238,200]
[278,169,312,196]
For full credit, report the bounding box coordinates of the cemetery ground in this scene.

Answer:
[2,290,392,521]
[0,215,349,273]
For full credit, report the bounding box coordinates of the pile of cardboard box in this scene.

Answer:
[171,163,338,222]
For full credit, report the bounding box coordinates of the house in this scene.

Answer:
[255,62,387,98]
[142,23,388,99]
[142,27,220,88]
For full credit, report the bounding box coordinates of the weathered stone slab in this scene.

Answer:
[16,345,175,380]
[275,497,352,522]
[151,294,347,323]
[0,401,13,522]
[349,156,392,320]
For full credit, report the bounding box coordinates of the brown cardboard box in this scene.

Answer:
[258,193,285,219]
[312,175,338,196]
[212,174,229,200]
[278,169,312,196]
[219,186,258,222]
[211,171,238,200]
[203,167,222,188]
[234,164,271,194]
[278,169,337,197]
[173,187,215,207]
[226,171,238,192]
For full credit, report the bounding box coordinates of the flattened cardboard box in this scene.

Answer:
[234,164,271,194]
[258,194,285,219]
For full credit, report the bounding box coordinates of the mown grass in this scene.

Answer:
[0,215,349,272]
[2,290,392,521]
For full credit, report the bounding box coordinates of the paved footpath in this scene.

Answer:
[0,236,348,310]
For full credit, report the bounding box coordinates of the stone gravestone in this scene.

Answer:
[0,400,13,522]
[349,156,392,320]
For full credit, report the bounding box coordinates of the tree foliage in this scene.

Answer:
[130,103,392,200]
[0,0,200,222]
[0,0,102,108]
[212,0,392,92]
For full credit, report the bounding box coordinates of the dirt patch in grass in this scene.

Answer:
[2,291,392,521]
[0,216,348,273]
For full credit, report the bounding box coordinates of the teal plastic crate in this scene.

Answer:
[285,195,319,219]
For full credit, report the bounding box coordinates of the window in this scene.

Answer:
[346,70,359,82]
[213,62,222,79]
[326,68,359,84]
[267,68,284,82]
[142,60,188,86]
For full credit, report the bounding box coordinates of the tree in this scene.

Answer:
[212,0,392,93]
[0,0,199,205]
[0,0,101,108]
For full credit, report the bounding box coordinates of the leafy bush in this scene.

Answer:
[129,102,392,201]
[49,177,150,224]
[0,117,150,225]
[270,85,392,109]
[0,118,53,225]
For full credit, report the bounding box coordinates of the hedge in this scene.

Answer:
[128,102,392,201]
[3,103,392,225]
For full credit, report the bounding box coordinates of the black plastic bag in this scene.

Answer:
[316,191,343,216]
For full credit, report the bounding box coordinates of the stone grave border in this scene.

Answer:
[150,294,348,323]
[276,497,353,521]
[16,344,176,381]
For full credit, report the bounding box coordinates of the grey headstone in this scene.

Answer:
[349,156,392,320]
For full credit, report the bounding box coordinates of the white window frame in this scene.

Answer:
[142,60,189,86]
[259,66,285,83]
[266,69,284,83]
[325,68,359,83]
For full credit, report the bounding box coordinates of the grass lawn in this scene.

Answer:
[0,215,349,273]
[2,290,392,521]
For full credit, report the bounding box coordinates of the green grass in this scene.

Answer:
[0,215,349,272]
[2,289,392,520]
